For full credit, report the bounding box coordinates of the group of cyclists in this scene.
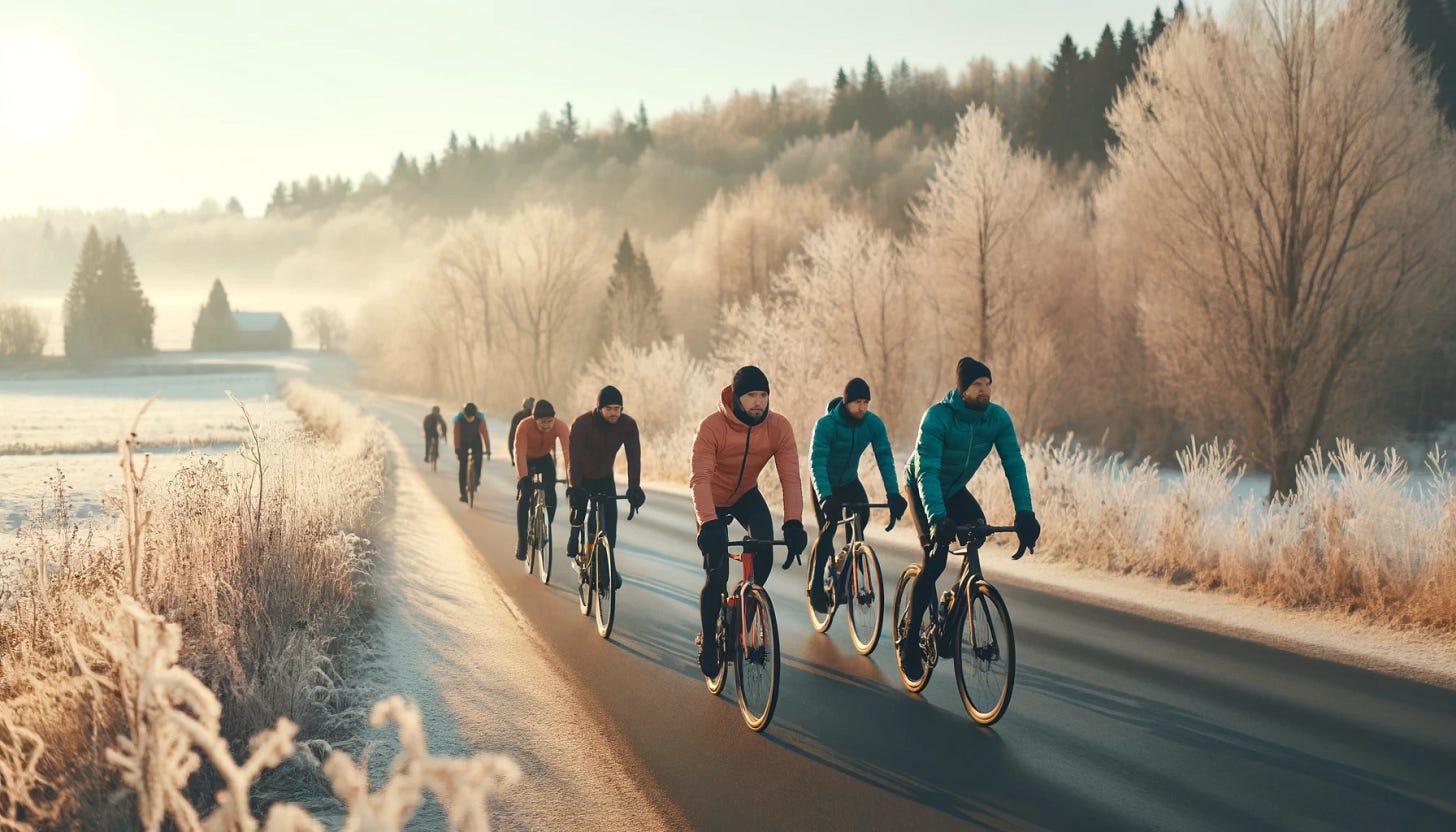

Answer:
[421,355,1042,691]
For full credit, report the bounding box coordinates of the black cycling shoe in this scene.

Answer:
[809,583,830,614]
[696,634,721,677]
[611,572,623,591]
[514,546,527,561]
[459,494,467,503]
[898,636,925,681]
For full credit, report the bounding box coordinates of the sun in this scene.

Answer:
[0,31,85,144]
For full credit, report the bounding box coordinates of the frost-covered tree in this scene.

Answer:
[0,303,45,360]
[191,279,239,351]
[602,231,665,348]
[1102,0,1456,496]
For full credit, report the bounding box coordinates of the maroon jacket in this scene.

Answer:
[568,410,641,489]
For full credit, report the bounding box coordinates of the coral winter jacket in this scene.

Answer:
[691,386,803,525]
[515,419,570,478]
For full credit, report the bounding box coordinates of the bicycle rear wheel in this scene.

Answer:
[847,542,884,655]
[706,606,729,696]
[805,552,836,633]
[594,535,616,639]
[954,580,1015,725]
[527,500,542,575]
[734,585,780,732]
[892,565,934,692]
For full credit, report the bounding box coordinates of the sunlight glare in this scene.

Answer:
[0,31,85,144]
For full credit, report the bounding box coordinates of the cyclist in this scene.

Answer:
[900,357,1040,679]
[508,397,535,466]
[453,402,491,502]
[807,377,907,613]
[514,399,570,561]
[566,385,645,590]
[423,405,447,463]
[692,365,808,677]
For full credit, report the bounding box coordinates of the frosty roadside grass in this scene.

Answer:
[0,380,519,830]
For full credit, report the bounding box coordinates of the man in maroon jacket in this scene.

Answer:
[567,385,644,590]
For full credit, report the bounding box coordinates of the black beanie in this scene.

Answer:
[597,385,623,409]
[843,377,871,403]
[532,399,555,418]
[732,365,770,398]
[464,402,478,417]
[956,357,992,391]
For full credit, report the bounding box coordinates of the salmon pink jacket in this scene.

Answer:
[690,385,803,525]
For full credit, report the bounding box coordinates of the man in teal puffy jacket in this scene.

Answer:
[807,378,908,613]
[899,357,1041,680]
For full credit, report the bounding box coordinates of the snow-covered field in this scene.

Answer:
[0,361,295,533]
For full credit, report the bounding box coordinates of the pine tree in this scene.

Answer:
[1089,24,1123,161]
[859,56,893,137]
[1118,19,1142,81]
[604,231,665,347]
[826,68,858,133]
[62,227,105,358]
[1402,0,1456,126]
[225,196,244,215]
[101,237,154,353]
[266,183,288,215]
[557,101,579,142]
[192,279,239,351]
[1035,36,1086,163]
[1149,7,1168,45]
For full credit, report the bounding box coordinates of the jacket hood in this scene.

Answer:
[824,396,843,415]
[717,385,770,429]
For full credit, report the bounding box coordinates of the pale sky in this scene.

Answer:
[0,1,1227,217]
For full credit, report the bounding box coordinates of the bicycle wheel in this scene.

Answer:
[892,565,934,692]
[576,535,593,616]
[594,534,616,639]
[734,585,780,732]
[706,605,729,696]
[847,542,884,655]
[467,459,477,507]
[538,501,553,585]
[805,551,836,633]
[526,500,541,575]
[954,580,1016,725]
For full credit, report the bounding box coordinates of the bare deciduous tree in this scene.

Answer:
[0,302,46,360]
[1102,0,1456,496]
[302,307,347,351]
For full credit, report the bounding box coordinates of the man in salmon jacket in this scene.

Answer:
[690,365,808,677]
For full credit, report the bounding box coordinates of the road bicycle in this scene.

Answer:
[426,435,440,473]
[465,454,479,508]
[524,469,557,584]
[806,501,896,655]
[574,492,636,639]
[892,520,1022,725]
[701,537,788,732]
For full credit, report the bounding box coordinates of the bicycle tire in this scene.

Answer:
[537,498,552,585]
[806,550,837,633]
[594,534,616,638]
[526,498,541,575]
[892,564,934,692]
[847,542,884,655]
[954,580,1015,725]
[734,585,780,732]
[706,604,729,696]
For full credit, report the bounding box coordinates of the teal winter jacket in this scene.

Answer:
[906,390,1033,522]
[809,397,899,499]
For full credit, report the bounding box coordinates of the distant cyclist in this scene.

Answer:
[691,365,808,677]
[899,357,1040,680]
[508,397,536,466]
[453,402,491,503]
[807,377,907,613]
[423,405,447,463]
[514,399,570,561]
[566,385,645,590]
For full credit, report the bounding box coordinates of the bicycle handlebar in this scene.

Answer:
[726,538,787,548]
[835,501,900,532]
[950,521,1029,560]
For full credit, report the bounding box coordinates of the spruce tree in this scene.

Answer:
[1118,19,1142,81]
[604,231,665,347]
[859,56,893,137]
[1149,7,1168,44]
[62,227,105,358]
[1035,36,1085,163]
[101,237,154,353]
[1090,25,1123,161]
[192,279,239,351]
[826,68,858,133]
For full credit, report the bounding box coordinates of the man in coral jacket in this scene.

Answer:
[514,399,570,561]
[691,365,809,678]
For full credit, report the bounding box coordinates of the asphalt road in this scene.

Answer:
[368,393,1456,832]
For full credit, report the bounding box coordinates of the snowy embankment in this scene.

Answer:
[0,370,520,829]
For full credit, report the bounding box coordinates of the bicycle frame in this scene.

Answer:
[824,502,895,599]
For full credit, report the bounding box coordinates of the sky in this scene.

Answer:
[0,1,1229,218]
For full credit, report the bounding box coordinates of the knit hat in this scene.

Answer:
[463,402,478,417]
[732,365,770,398]
[843,377,871,403]
[956,357,992,391]
[532,399,555,418]
[597,385,623,409]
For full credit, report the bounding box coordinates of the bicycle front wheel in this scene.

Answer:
[847,542,884,655]
[594,535,616,639]
[538,503,553,585]
[576,535,593,616]
[954,580,1015,725]
[892,564,934,692]
[734,585,780,732]
[806,553,836,633]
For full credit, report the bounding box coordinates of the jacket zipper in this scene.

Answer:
[730,425,753,499]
